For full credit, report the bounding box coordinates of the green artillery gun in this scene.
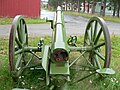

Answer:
[9,6,115,90]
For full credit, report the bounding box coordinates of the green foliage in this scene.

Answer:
[48,0,64,10]
[48,0,57,9]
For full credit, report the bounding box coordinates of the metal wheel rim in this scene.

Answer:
[9,15,28,72]
[84,16,111,68]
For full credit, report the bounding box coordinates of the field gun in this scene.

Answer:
[9,6,115,90]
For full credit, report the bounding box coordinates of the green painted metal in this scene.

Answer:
[42,45,50,85]
[9,15,41,81]
[50,62,69,75]
[9,6,115,90]
[96,68,115,74]
[48,6,70,78]
[42,45,49,71]
[15,47,40,55]
[69,46,92,51]
[67,36,77,46]
[50,6,70,63]
[84,17,112,69]
[9,15,28,80]
[69,51,86,67]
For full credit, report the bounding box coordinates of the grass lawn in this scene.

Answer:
[64,11,120,23]
[0,18,46,25]
[1,11,120,25]
[0,36,120,90]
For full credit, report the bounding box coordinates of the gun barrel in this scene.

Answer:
[55,6,64,42]
[51,6,69,62]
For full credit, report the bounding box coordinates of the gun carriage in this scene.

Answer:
[9,6,115,90]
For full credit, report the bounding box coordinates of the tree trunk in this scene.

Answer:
[91,0,95,14]
[65,0,67,11]
[71,0,74,11]
[87,1,90,13]
[102,0,106,16]
[78,0,80,12]
[83,0,85,12]
[113,3,117,17]
[117,2,120,17]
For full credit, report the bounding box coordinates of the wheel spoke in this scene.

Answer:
[20,20,25,43]
[15,37,22,48]
[84,38,89,45]
[94,42,105,49]
[15,54,23,69]
[15,49,23,55]
[87,30,91,43]
[82,53,93,66]
[20,20,24,31]
[90,23,93,41]
[94,28,102,44]
[23,28,27,45]
[17,25,22,43]
[94,50,105,61]
[23,24,27,45]
[17,20,26,44]
[93,55,97,67]
[23,33,27,45]
[94,55,102,69]
[93,21,98,41]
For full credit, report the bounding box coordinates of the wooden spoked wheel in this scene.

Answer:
[9,15,28,80]
[84,17,111,70]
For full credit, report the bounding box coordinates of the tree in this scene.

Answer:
[48,0,57,9]
[110,0,120,17]
[65,0,68,11]
[91,0,95,14]
[83,0,86,12]
[116,0,120,17]
[78,0,80,12]
[87,0,90,13]
[48,0,64,10]
[112,0,117,16]
[101,0,107,16]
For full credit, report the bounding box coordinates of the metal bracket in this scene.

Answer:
[96,68,115,75]
[46,18,53,29]
[67,35,77,46]
[38,38,44,51]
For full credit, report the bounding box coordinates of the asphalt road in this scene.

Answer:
[0,12,120,38]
